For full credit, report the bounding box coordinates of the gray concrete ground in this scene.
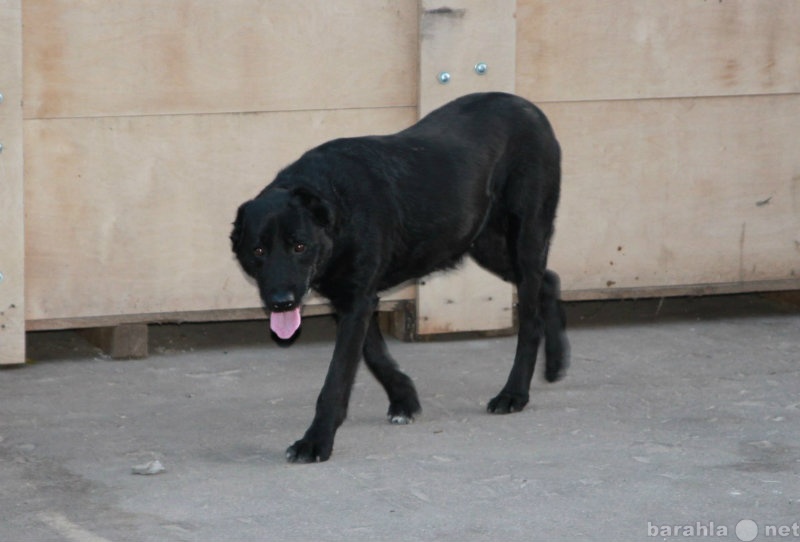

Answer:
[1,295,798,542]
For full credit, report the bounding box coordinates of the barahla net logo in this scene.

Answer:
[647,519,800,540]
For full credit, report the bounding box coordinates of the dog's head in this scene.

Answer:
[231,186,336,340]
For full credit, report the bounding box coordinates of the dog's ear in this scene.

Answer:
[291,187,336,230]
[230,203,247,252]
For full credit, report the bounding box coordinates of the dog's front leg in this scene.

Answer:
[286,298,373,463]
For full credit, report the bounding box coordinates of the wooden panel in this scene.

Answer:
[22,0,418,119]
[561,280,800,303]
[418,0,516,116]
[542,95,800,293]
[24,107,417,322]
[416,0,516,335]
[26,299,410,332]
[0,0,25,364]
[517,0,800,102]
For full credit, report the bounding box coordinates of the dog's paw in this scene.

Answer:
[286,437,332,463]
[544,365,567,383]
[544,335,570,383]
[389,414,413,425]
[544,356,568,383]
[487,392,529,414]
[387,396,421,425]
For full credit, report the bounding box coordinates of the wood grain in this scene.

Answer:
[24,107,416,322]
[0,0,25,364]
[517,0,800,102]
[23,0,418,119]
[542,95,800,292]
[416,0,516,335]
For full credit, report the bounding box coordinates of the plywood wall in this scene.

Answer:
[517,0,800,102]
[13,0,800,345]
[24,109,418,322]
[0,0,25,363]
[23,1,418,118]
[22,0,419,326]
[517,0,800,298]
[543,95,800,295]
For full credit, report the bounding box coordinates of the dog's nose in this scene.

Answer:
[268,292,296,312]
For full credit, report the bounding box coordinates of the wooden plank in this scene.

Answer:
[0,0,25,365]
[517,0,800,102]
[80,324,148,360]
[562,280,800,303]
[418,0,516,116]
[762,289,800,309]
[22,0,418,119]
[541,94,800,294]
[24,107,416,324]
[25,299,411,332]
[415,0,517,335]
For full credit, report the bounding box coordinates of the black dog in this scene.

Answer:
[231,92,569,462]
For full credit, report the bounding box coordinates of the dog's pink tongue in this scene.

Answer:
[270,308,302,340]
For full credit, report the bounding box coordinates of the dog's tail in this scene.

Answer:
[540,270,570,382]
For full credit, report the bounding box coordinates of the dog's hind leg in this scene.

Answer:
[487,279,542,411]
[484,218,556,414]
[470,222,536,412]
[363,313,421,424]
[541,270,569,383]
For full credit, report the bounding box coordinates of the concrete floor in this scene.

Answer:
[1,295,798,542]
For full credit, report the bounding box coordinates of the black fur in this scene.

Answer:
[231,92,569,462]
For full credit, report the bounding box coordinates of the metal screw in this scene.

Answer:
[474,62,488,75]
[437,71,451,84]
[0,272,4,284]
[0,143,4,154]
[0,92,4,104]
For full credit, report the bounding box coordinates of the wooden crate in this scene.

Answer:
[1,0,798,363]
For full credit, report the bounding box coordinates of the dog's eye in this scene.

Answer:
[293,243,306,254]
[254,247,265,257]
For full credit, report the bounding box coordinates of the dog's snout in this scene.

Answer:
[268,291,296,312]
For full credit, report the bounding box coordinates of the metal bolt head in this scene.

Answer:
[0,272,4,283]
[0,92,4,104]
[0,143,4,154]
[437,71,451,84]
[474,62,488,75]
